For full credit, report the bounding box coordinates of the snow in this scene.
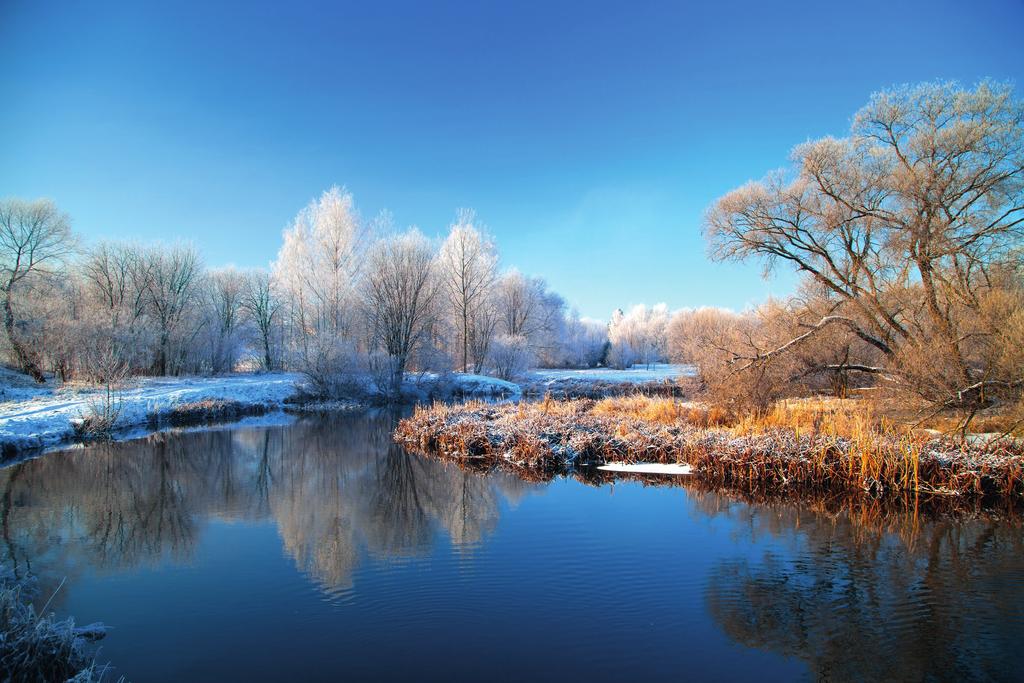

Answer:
[406,372,521,397]
[0,370,522,453]
[528,363,693,384]
[0,373,304,453]
[0,364,677,455]
[597,462,693,475]
[449,373,521,395]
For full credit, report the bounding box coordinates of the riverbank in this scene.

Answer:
[394,397,1024,501]
[0,371,520,456]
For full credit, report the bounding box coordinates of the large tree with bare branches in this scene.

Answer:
[362,229,441,393]
[438,211,498,373]
[0,199,76,381]
[705,81,1024,412]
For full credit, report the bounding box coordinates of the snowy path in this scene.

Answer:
[0,373,304,453]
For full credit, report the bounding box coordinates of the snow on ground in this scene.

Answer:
[406,372,521,397]
[528,363,693,384]
[449,373,521,396]
[0,364,674,455]
[0,370,521,454]
[0,373,304,453]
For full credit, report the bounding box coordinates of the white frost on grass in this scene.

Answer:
[597,462,693,475]
[0,373,304,453]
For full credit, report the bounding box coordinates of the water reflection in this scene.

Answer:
[0,414,537,598]
[699,491,1024,681]
[1,418,1022,681]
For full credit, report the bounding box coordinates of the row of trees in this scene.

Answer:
[7,81,1015,417]
[0,189,612,395]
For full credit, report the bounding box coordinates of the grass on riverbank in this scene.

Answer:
[0,570,110,682]
[394,396,1024,501]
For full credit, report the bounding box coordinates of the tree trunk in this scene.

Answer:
[263,334,273,372]
[158,331,169,376]
[916,256,972,389]
[391,356,406,398]
[462,309,468,373]
[3,292,45,383]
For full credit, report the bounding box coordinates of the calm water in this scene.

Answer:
[1,413,1022,682]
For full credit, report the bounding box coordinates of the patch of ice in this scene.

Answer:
[597,462,693,475]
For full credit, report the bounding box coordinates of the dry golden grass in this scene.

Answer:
[592,395,729,427]
[394,396,1024,501]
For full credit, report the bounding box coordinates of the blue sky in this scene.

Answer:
[2,0,1022,319]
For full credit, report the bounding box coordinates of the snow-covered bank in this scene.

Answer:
[523,364,692,397]
[0,373,305,453]
[530,364,692,384]
[0,371,523,455]
[0,364,684,456]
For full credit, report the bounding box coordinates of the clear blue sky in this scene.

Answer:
[2,0,1022,319]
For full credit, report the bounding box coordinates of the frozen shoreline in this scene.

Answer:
[0,371,524,457]
[0,366,684,457]
[0,373,306,454]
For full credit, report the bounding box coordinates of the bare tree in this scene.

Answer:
[438,211,498,372]
[362,229,441,394]
[0,199,75,381]
[241,269,281,371]
[203,268,246,373]
[705,81,1024,412]
[140,245,203,375]
[81,242,149,327]
[495,270,566,364]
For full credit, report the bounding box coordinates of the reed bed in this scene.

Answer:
[394,397,1024,501]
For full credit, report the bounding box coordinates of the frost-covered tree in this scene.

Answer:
[489,333,533,380]
[0,198,76,381]
[201,268,247,374]
[275,187,368,337]
[494,270,566,364]
[361,229,441,394]
[553,311,608,368]
[437,210,498,372]
[241,269,282,371]
[274,187,371,382]
[81,242,148,326]
[607,303,669,369]
[140,244,203,375]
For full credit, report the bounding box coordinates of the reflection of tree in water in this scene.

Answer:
[700,491,1024,681]
[0,413,540,598]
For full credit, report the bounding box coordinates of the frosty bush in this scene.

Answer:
[299,337,369,399]
[489,334,534,380]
